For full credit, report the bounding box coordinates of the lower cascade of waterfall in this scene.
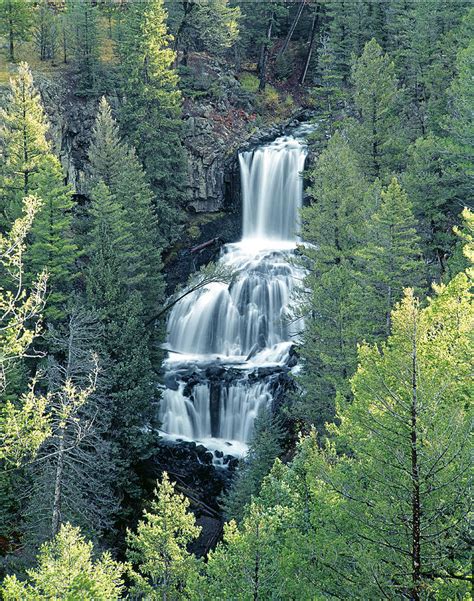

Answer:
[159,124,312,465]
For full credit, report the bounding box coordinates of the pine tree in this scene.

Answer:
[126,472,201,600]
[203,501,294,600]
[84,182,157,508]
[0,0,33,61]
[117,0,186,242]
[87,98,165,320]
[33,0,58,61]
[0,63,77,321]
[68,0,101,95]
[0,63,50,227]
[351,38,404,179]
[358,177,424,337]
[385,1,470,139]
[294,132,370,431]
[444,34,474,207]
[324,277,473,599]
[170,0,240,66]
[1,523,125,600]
[222,408,284,522]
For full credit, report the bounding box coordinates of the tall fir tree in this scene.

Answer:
[68,0,101,95]
[322,277,473,599]
[358,177,424,337]
[294,132,369,431]
[350,38,405,179]
[84,181,158,511]
[0,63,77,322]
[0,0,33,61]
[117,0,186,243]
[87,98,165,321]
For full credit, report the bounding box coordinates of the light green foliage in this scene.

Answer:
[0,0,33,60]
[326,277,473,598]
[0,63,77,321]
[0,196,50,465]
[117,0,186,241]
[351,38,405,179]
[239,72,259,93]
[446,207,474,278]
[1,523,125,600]
[127,472,201,600]
[358,177,424,337]
[0,63,50,226]
[202,501,296,601]
[294,132,369,431]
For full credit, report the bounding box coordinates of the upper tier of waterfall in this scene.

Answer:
[159,124,311,461]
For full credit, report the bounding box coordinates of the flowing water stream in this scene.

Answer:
[159,124,312,462]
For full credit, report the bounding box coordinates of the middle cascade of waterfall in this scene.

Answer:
[160,125,310,462]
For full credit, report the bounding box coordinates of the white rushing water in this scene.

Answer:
[159,125,310,461]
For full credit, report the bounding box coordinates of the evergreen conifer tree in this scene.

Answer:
[87,98,165,320]
[0,0,33,61]
[1,523,125,600]
[0,63,77,321]
[351,38,404,179]
[68,0,101,95]
[84,182,157,508]
[294,132,369,431]
[359,177,424,337]
[117,0,186,242]
[127,472,201,600]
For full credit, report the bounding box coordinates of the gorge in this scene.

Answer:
[159,124,312,462]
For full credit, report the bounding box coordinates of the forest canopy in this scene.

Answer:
[0,1,472,599]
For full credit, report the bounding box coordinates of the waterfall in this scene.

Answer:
[159,125,310,462]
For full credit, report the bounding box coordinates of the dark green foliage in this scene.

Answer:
[116,0,186,243]
[168,0,240,65]
[350,38,405,179]
[358,177,425,337]
[87,98,165,320]
[68,0,101,95]
[294,133,369,431]
[222,408,284,523]
[0,0,33,60]
[84,182,158,506]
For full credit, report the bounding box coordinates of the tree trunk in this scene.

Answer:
[276,0,306,60]
[258,13,274,91]
[300,6,319,85]
[253,523,260,600]
[410,312,421,601]
[51,427,65,537]
[8,7,14,61]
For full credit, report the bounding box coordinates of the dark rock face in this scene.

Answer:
[142,439,238,556]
